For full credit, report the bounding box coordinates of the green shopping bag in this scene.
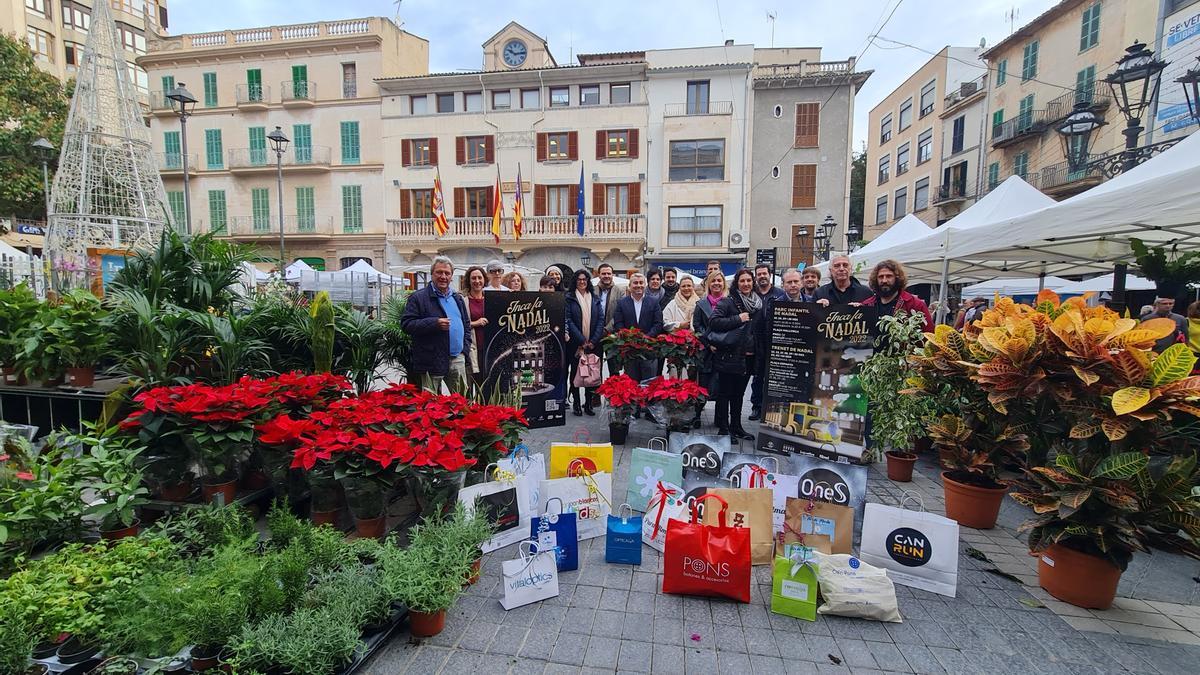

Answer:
[770,548,819,621]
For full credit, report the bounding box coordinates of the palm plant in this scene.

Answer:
[334,306,387,393]
[103,289,198,387]
[188,309,274,385]
[109,231,254,313]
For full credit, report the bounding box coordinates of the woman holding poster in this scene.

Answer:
[708,269,763,444]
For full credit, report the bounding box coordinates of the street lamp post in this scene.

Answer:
[1104,41,1167,173]
[820,215,837,261]
[1055,101,1106,171]
[580,251,591,270]
[267,126,290,268]
[1178,57,1200,125]
[30,138,54,295]
[166,83,198,233]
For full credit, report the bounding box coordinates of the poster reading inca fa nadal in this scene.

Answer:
[756,302,876,461]
[483,291,567,429]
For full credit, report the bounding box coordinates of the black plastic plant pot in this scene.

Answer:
[55,635,100,664]
[25,665,50,675]
[32,640,60,659]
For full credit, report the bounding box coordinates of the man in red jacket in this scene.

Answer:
[861,259,933,332]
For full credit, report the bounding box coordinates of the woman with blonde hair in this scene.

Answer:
[689,270,727,428]
[503,271,526,291]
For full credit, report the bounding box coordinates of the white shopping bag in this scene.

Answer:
[727,455,801,534]
[640,480,688,552]
[498,444,547,518]
[459,467,532,553]
[858,496,960,598]
[538,464,613,541]
[501,541,560,610]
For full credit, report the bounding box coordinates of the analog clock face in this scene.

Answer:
[503,40,528,67]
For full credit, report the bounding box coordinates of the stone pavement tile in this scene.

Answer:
[713,622,748,652]
[926,646,983,675]
[804,633,846,663]
[570,585,603,608]
[682,596,714,623]
[603,566,635,589]
[543,664,581,675]
[488,623,530,656]
[684,648,718,674]
[775,632,808,660]
[710,601,740,626]
[582,635,620,669]
[535,604,571,627]
[823,615,864,640]
[855,620,893,644]
[598,588,630,611]
[591,608,626,639]
[626,590,656,614]
[1146,601,1200,619]
[716,651,753,675]
[617,639,653,673]
[480,599,539,627]
[401,645,451,675]
[442,650,490,672]
[631,571,658,592]
[425,611,470,648]
[883,620,922,645]
[560,607,596,634]
[652,617,684,645]
[656,594,684,615]
[813,665,851,675]
[1111,597,1159,613]
[459,619,501,652]
[744,627,780,656]
[797,618,833,637]
[833,638,879,670]
[360,636,419,674]
[750,654,786,672]
[911,620,957,649]
[1109,622,1200,645]
[1083,635,1157,673]
[864,640,907,670]
[544,584,576,607]
[519,629,560,661]
[620,611,654,643]
[738,603,773,628]
[550,632,590,666]
[1169,615,1200,633]
[651,644,686,675]
[896,644,948,674]
[507,657,548,674]
[581,669,613,675]
[682,623,713,648]
[1061,616,1119,634]
[783,658,821,674]
[1092,608,1188,629]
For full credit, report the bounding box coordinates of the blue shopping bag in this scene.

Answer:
[529,497,579,571]
[606,504,643,565]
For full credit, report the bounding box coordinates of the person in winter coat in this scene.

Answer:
[692,270,726,429]
[565,268,604,416]
[860,260,933,332]
[400,256,472,393]
[707,269,763,444]
[815,254,872,305]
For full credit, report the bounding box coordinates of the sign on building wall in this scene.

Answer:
[1157,3,1200,138]
[482,291,567,429]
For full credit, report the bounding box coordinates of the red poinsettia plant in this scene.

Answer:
[645,376,709,427]
[657,330,705,372]
[602,328,659,367]
[597,374,646,423]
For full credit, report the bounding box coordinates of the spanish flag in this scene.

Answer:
[432,168,449,237]
[491,167,503,244]
[513,165,524,241]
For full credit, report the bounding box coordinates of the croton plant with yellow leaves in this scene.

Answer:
[911,290,1200,569]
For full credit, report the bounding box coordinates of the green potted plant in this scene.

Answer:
[47,289,109,388]
[379,531,468,637]
[13,302,67,386]
[0,440,88,569]
[860,311,937,481]
[0,284,40,385]
[88,656,140,675]
[63,423,151,539]
[415,502,494,586]
[1130,237,1200,300]
[0,613,37,675]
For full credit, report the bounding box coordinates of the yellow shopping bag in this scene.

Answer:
[549,430,614,478]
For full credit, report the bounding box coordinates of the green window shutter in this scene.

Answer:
[208,190,227,233]
[163,131,181,169]
[1018,95,1034,130]
[340,121,360,164]
[997,60,1006,86]
[161,75,175,107]
[293,124,312,163]
[988,162,1000,189]
[991,109,1004,138]
[204,129,223,169]
[1022,41,1038,81]
[296,187,315,231]
[249,127,266,165]
[202,72,218,107]
[252,188,271,231]
[167,191,185,226]
[291,65,308,99]
[1080,4,1100,51]
[246,69,262,101]
[1014,152,1028,179]
[1075,66,1096,105]
[342,185,363,233]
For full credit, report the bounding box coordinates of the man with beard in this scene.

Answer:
[748,264,786,420]
[815,254,872,305]
[798,267,821,302]
[861,259,933,331]
[661,267,681,304]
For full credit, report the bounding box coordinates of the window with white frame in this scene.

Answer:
[521,88,540,109]
[580,85,600,105]
[546,186,571,216]
[606,184,629,214]
[492,90,511,110]
[668,206,723,247]
[610,83,631,104]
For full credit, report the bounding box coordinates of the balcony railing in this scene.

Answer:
[1038,156,1107,194]
[663,101,734,117]
[236,84,271,106]
[1044,83,1112,122]
[222,215,335,236]
[281,80,316,103]
[753,59,857,79]
[933,183,972,205]
[944,75,986,108]
[388,215,645,244]
[991,110,1049,148]
[150,18,376,52]
[156,152,197,172]
[227,146,332,171]
[149,90,174,113]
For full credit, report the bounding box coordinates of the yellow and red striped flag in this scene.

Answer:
[513,165,524,241]
[432,169,450,237]
[491,167,503,244]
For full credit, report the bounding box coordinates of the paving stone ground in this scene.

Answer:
[362,394,1200,674]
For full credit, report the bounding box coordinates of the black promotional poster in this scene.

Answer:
[483,291,566,429]
[756,302,876,461]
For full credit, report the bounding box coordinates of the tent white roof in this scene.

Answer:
[284,259,313,281]
[813,214,934,275]
[341,259,399,284]
[0,239,29,260]
[1054,273,1155,295]
[242,261,269,282]
[962,276,1072,297]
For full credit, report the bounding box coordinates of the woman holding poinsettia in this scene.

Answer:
[707,269,762,444]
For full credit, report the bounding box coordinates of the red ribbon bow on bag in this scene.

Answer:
[650,481,679,538]
[746,465,769,488]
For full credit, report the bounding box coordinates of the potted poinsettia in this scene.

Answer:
[597,374,644,444]
[860,311,937,481]
[656,329,704,375]
[601,328,659,370]
[644,377,708,432]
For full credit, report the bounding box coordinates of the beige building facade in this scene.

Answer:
[864,46,984,240]
[138,17,428,270]
[933,72,989,222]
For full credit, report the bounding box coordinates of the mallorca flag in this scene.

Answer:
[513,165,524,241]
[576,163,586,237]
[432,169,449,237]
[491,167,503,244]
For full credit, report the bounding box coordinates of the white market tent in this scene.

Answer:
[961,276,1072,298]
[812,214,934,276]
[341,259,400,284]
[284,259,313,281]
[0,240,30,260]
[1055,273,1155,295]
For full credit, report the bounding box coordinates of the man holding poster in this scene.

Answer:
[482,290,568,429]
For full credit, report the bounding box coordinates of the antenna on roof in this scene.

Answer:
[766,10,777,48]
[392,0,404,28]
[1005,6,1019,35]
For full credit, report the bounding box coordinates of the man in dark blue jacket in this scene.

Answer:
[613,271,663,383]
[400,256,472,393]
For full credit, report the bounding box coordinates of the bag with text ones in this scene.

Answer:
[642,480,688,552]
[859,496,960,598]
[662,493,752,604]
[573,351,603,388]
[501,541,560,610]
[549,429,614,478]
[459,466,532,553]
[724,453,801,534]
[606,504,643,565]
[498,444,547,517]
[539,463,613,541]
[704,487,775,566]
[813,552,902,623]
[529,497,579,572]
[670,433,730,480]
[778,496,854,555]
[627,437,683,513]
[771,547,819,622]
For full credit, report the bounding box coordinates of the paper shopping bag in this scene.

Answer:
[724,454,801,533]
[813,552,902,622]
[627,437,683,513]
[703,487,774,566]
[501,541,560,610]
[549,429,614,478]
[859,499,960,597]
[459,469,531,553]
[670,433,729,480]
[539,469,613,540]
[662,493,751,603]
[529,497,579,572]
[606,504,643,565]
[778,497,854,555]
[642,481,687,552]
[771,549,819,621]
[498,444,547,517]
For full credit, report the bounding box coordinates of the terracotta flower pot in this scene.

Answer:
[354,514,387,539]
[1037,543,1122,609]
[941,471,1007,529]
[159,479,193,502]
[241,468,271,491]
[408,609,446,637]
[190,645,220,672]
[100,520,140,541]
[885,451,917,482]
[464,557,482,586]
[311,508,339,527]
[609,422,629,445]
[202,478,239,506]
[1,365,17,385]
[66,366,95,388]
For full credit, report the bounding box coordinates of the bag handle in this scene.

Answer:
[617,503,634,523]
[518,539,539,561]
[899,491,926,513]
[510,444,531,460]
[573,428,591,443]
[544,496,565,515]
[648,437,668,453]
[690,493,728,527]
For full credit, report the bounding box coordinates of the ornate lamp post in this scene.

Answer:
[1103,41,1167,173]
[165,83,197,233]
[1055,101,1106,171]
[267,126,290,267]
[819,214,838,261]
[580,251,591,270]
[1178,57,1200,125]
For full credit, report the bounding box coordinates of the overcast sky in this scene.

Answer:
[169,0,1060,149]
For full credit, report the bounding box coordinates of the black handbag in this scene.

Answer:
[705,295,751,347]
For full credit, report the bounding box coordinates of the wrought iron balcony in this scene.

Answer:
[1038,157,1107,196]
[235,84,271,109]
[281,81,316,106]
[226,146,331,173]
[221,215,335,237]
[663,101,734,117]
[933,183,973,205]
[387,215,645,245]
[157,153,197,174]
[991,110,1049,148]
[1044,83,1111,123]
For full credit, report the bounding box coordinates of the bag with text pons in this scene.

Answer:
[662,493,752,603]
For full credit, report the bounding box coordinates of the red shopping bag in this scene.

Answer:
[662,493,752,603]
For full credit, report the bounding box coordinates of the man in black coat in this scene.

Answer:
[748,264,786,420]
[613,271,663,383]
[400,256,472,393]
[815,254,872,305]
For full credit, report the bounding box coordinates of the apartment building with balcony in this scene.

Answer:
[1154,0,1200,143]
[748,49,867,269]
[865,46,984,239]
[980,0,1155,200]
[138,17,428,270]
[378,23,649,273]
[934,72,989,222]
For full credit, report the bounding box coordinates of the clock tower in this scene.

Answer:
[482,22,557,71]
